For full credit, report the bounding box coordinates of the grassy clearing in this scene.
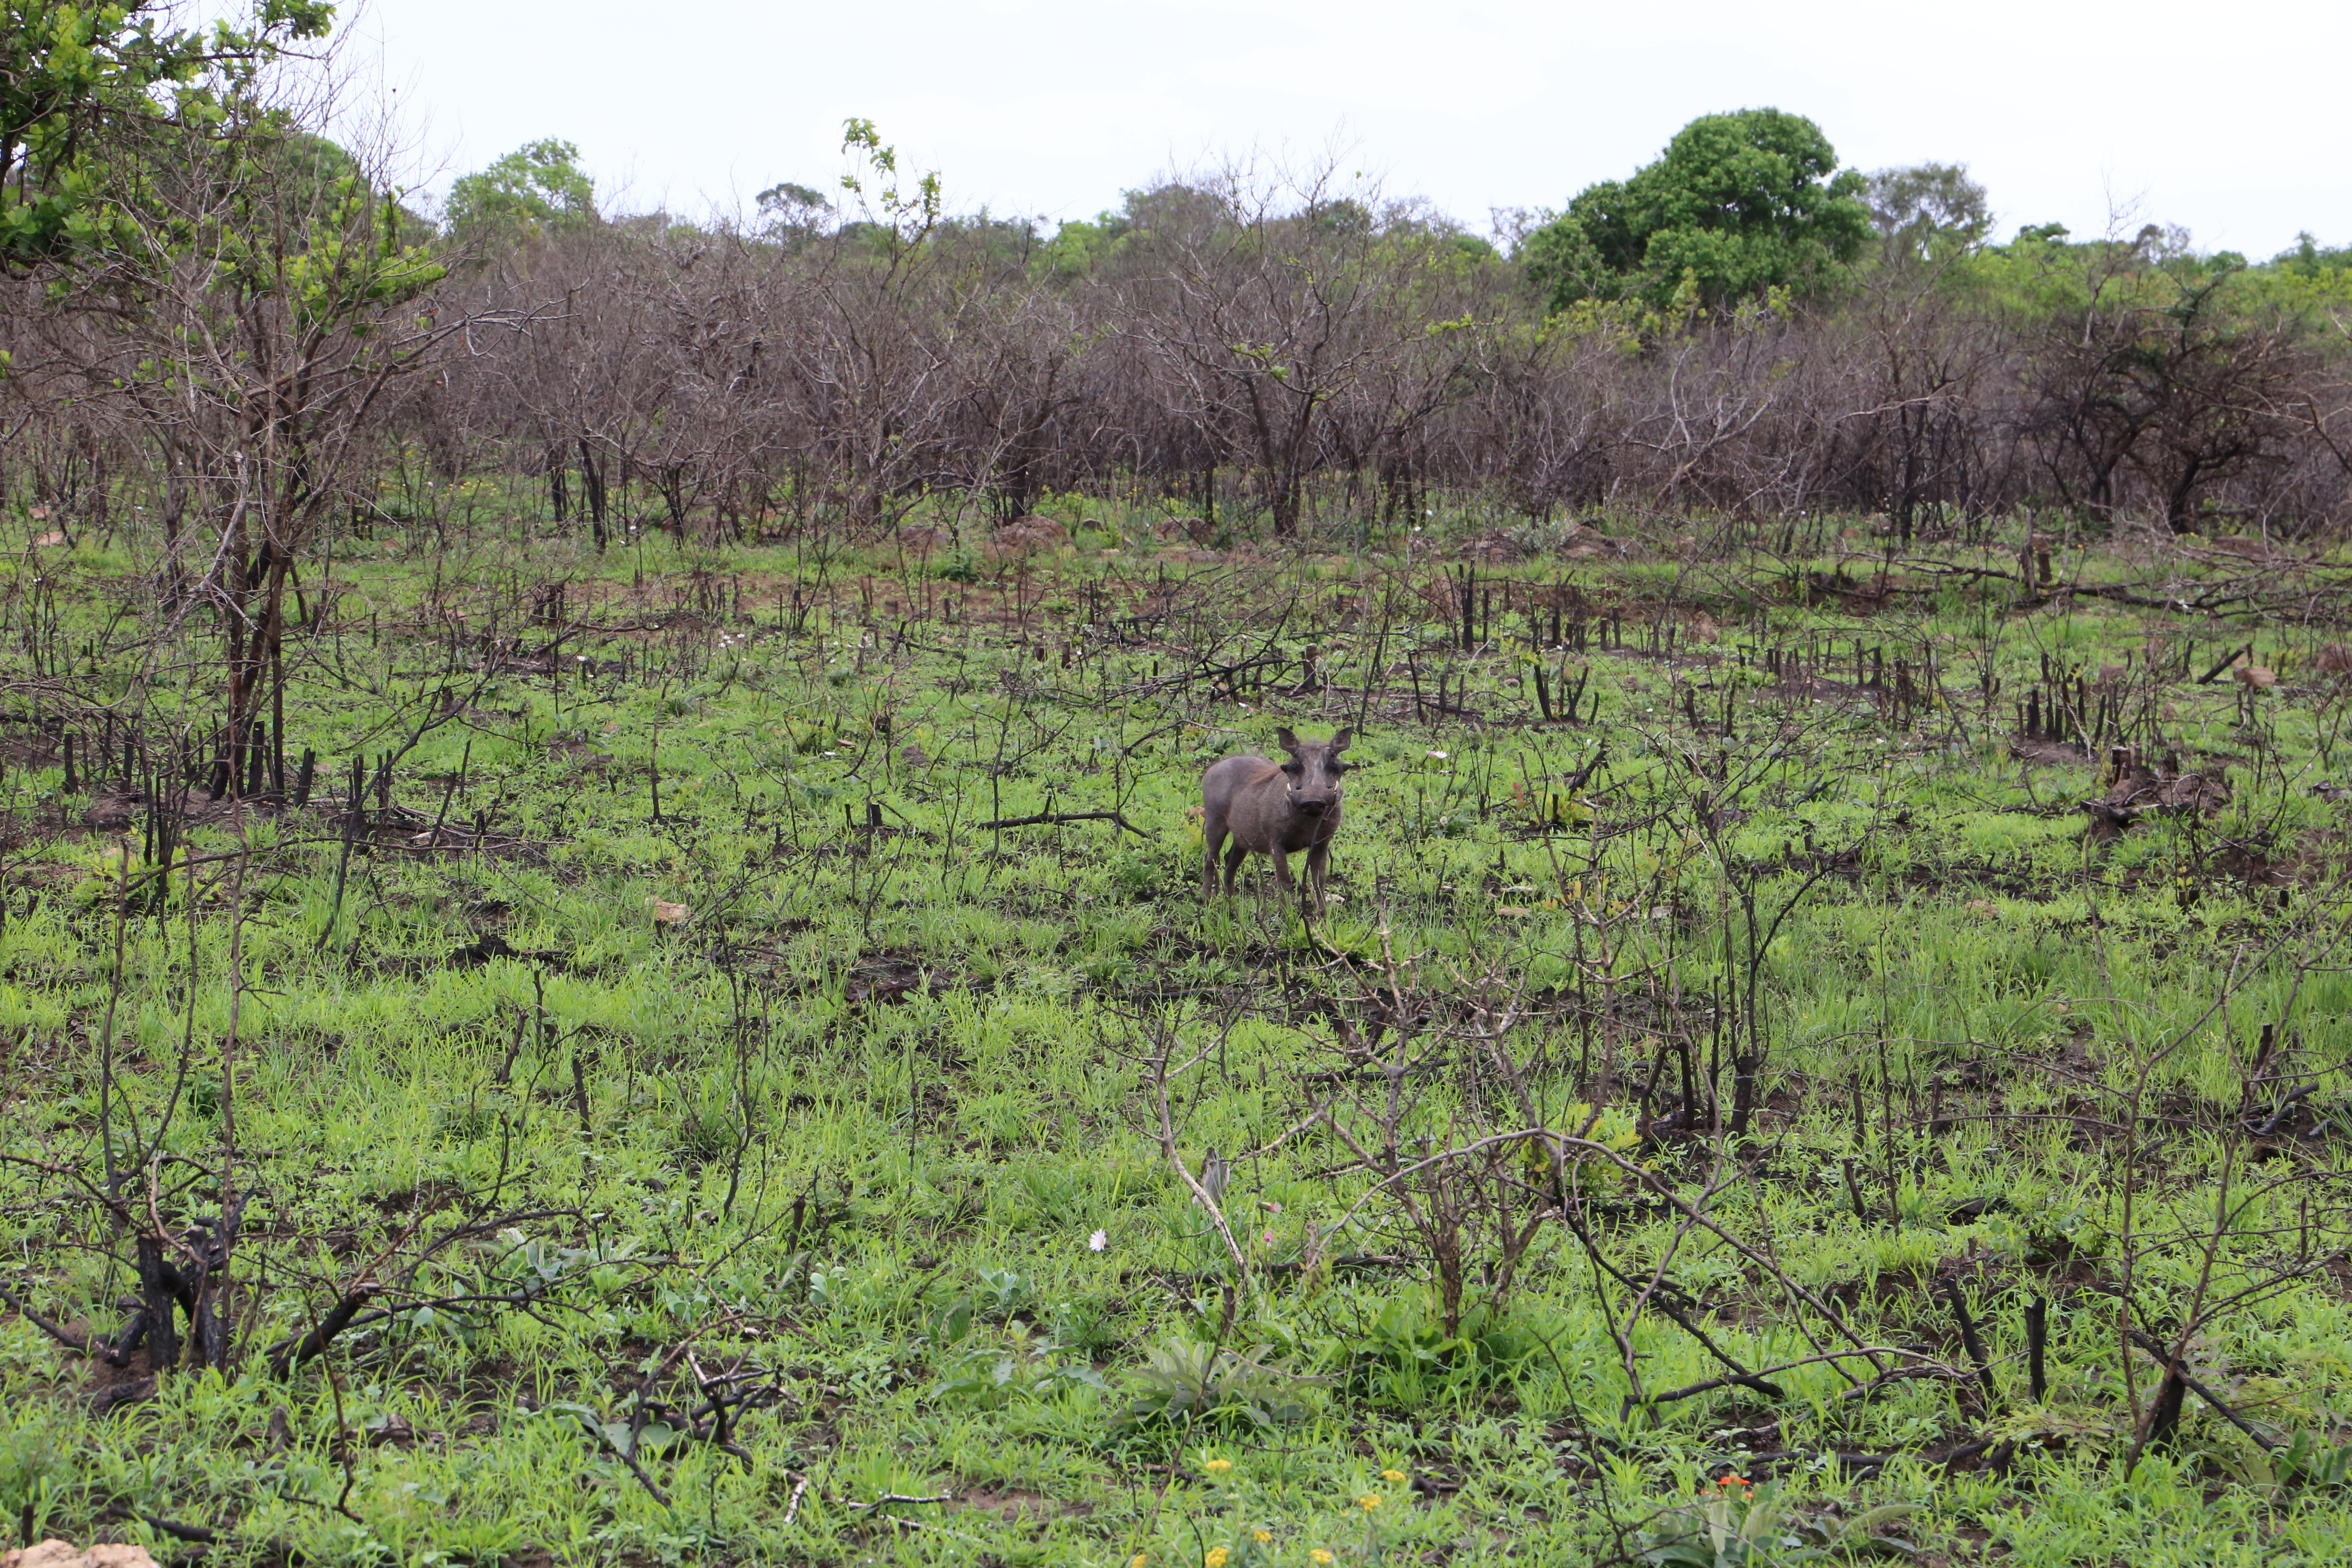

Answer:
[5,500,2352,1566]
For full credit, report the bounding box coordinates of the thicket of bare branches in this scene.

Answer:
[7,159,2351,573]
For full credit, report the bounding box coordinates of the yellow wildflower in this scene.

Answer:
[1206,1551,1230,1568]
[1359,1493,1382,1512]
[1253,1530,1272,1544]
[1311,1553,1335,1566]
[1380,1468,1406,1483]
[1203,1457,1234,1475]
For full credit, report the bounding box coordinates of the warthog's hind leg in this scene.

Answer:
[1202,818,1229,900]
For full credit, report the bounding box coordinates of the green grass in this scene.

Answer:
[4,500,2352,1565]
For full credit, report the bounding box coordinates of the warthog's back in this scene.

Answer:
[1201,753,1282,830]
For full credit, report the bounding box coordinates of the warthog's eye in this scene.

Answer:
[1280,762,1302,776]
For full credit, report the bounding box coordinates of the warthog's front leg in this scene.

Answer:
[1267,848,1298,913]
[1305,838,1332,919]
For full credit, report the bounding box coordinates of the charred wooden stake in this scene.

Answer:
[1946,1279,1999,1407]
[1842,1158,1870,1222]
[316,757,363,950]
[2025,1296,2048,1402]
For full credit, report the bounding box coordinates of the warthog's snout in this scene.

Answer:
[1200,726,1353,917]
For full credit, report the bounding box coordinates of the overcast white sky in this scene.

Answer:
[347,0,2349,257]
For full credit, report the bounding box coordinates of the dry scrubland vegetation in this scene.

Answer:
[18,478,2352,1568]
[12,6,2352,1566]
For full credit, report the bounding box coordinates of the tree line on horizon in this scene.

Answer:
[6,0,2352,568]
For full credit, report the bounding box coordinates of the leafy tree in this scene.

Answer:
[2010,221,2072,246]
[1516,213,1613,312]
[1446,231,1501,265]
[1036,212,1124,279]
[172,128,447,771]
[755,178,829,236]
[2274,231,2352,276]
[444,137,597,244]
[1,0,334,269]
[1525,108,1871,313]
[1310,196,1375,240]
[12,3,452,796]
[758,179,827,214]
[1865,162,1989,265]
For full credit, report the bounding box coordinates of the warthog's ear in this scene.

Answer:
[1329,727,1354,753]
[1275,726,1302,754]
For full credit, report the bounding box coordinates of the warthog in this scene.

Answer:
[1200,727,1353,915]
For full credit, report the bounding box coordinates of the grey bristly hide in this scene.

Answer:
[1200,726,1353,917]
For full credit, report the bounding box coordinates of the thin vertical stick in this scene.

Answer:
[221,846,250,1215]
[1945,1279,1998,1407]
[316,757,361,951]
[96,832,133,1204]
[2025,1296,2048,1402]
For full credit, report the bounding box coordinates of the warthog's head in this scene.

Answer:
[1275,727,1353,819]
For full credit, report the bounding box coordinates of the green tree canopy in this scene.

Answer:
[1865,162,1990,265]
[1524,108,1872,314]
[1,0,334,269]
[755,178,830,242]
[756,181,827,217]
[444,137,597,245]
[2274,231,2352,277]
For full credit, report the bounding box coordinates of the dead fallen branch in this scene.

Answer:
[0,1279,129,1365]
[266,1283,380,1375]
[977,809,1146,836]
